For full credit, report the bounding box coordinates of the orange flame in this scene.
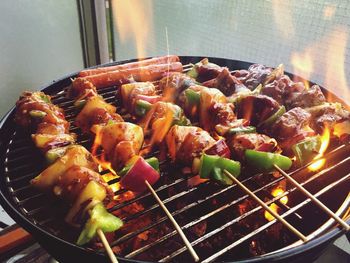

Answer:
[290,51,313,90]
[309,127,330,171]
[112,0,153,59]
[264,187,289,221]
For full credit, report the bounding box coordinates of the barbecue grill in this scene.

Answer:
[0,56,349,263]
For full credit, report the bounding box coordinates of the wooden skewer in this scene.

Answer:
[144,180,200,262]
[97,228,119,263]
[273,164,350,231]
[223,170,308,242]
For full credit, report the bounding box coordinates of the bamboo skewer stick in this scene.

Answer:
[273,164,350,231]
[97,228,119,263]
[223,170,308,242]
[144,180,200,262]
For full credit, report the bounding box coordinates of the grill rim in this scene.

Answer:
[0,56,349,262]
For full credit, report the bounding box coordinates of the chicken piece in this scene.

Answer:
[31,145,98,191]
[92,122,144,169]
[232,64,273,90]
[199,87,227,130]
[202,68,248,96]
[166,125,215,165]
[271,107,315,149]
[286,85,326,109]
[158,72,196,102]
[15,91,68,130]
[236,94,281,126]
[121,82,158,112]
[142,101,190,144]
[306,102,350,133]
[228,133,279,160]
[75,96,123,133]
[54,165,113,204]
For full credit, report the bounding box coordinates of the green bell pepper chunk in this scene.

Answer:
[135,100,152,117]
[45,146,69,164]
[118,157,160,177]
[74,99,87,109]
[76,202,123,246]
[172,106,191,126]
[291,135,322,166]
[227,126,256,135]
[185,89,200,107]
[245,149,292,172]
[29,110,47,119]
[187,64,199,78]
[259,105,286,128]
[199,154,241,185]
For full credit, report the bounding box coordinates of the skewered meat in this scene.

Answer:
[31,145,98,191]
[286,85,326,109]
[15,91,68,130]
[306,102,350,133]
[75,96,123,133]
[191,58,223,82]
[141,101,190,144]
[232,64,273,90]
[158,72,196,102]
[271,107,315,149]
[121,82,158,112]
[91,122,144,169]
[166,125,215,165]
[228,133,279,160]
[236,94,281,126]
[202,68,247,96]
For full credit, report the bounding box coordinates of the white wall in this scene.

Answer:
[112,0,350,100]
[0,0,84,116]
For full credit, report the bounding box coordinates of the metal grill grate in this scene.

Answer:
[1,59,350,262]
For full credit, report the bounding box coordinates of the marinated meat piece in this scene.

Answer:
[92,122,144,169]
[262,75,297,105]
[287,85,326,109]
[271,107,315,149]
[236,95,281,126]
[202,68,247,96]
[228,133,278,160]
[75,96,123,133]
[195,58,222,82]
[306,102,350,133]
[232,64,273,90]
[121,82,157,112]
[158,72,195,102]
[166,125,215,165]
[15,91,68,129]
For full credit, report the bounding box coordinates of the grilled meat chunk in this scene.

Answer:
[31,145,98,191]
[92,122,144,169]
[271,107,315,149]
[202,68,247,96]
[306,102,350,133]
[232,64,273,90]
[194,58,222,82]
[75,96,123,133]
[166,125,216,165]
[236,94,281,127]
[286,85,326,109]
[228,133,279,160]
[159,72,196,102]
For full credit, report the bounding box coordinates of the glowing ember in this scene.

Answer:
[265,187,288,221]
[309,127,330,171]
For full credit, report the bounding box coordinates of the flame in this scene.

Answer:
[309,127,330,171]
[290,51,313,90]
[265,187,288,221]
[112,0,153,59]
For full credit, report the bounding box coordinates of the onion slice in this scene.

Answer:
[205,139,231,158]
[120,157,160,192]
